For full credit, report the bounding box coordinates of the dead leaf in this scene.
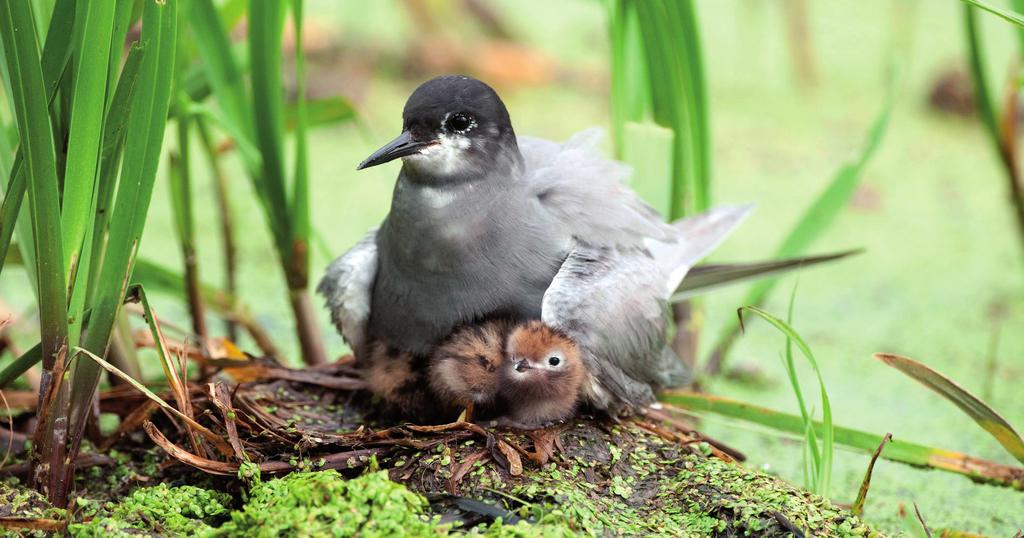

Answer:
[496,439,522,477]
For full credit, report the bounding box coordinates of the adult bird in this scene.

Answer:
[319,75,749,415]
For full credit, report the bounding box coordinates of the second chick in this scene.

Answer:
[430,319,586,427]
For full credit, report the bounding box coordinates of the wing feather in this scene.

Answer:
[519,130,673,249]
[317,228,378,356]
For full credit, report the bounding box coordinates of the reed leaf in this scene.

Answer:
[60,0,116,287]
[874,353,1024,465]
[0,343,41,390]
[69,0,177,441]
[87,43,146,304]
[661,392,1024,491]
[960,0,1024,28]
[290,0,310,288]
[0,0,76,284]
[248,0,291,255]
[0,0,68,381]
[0,159,25,280]
[609,0,709,217]
[189,0,252,142]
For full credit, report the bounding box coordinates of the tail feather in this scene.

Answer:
[645,204,754,297]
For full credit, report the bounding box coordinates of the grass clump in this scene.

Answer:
[69,483,231,537]
[213,470,443,537]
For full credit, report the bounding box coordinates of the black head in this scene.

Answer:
[357,75,521,177]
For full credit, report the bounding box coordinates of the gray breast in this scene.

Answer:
[368,176,567,354]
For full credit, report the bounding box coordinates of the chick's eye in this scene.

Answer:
[447,113,473,132]
[548,356,561,366]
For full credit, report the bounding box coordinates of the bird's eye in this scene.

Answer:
[446,113,473,132]
[548,356,561,366]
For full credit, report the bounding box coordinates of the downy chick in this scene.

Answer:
[498,320,585,428]
[428,319,514,420]
[363,342,454,421]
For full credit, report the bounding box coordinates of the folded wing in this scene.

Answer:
[317,228,378,357]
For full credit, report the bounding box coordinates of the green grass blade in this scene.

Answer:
[0,0,76,283]
[963,5,999,141]
[0,342,42,389]
[289,0,310,289]
[60,0,116,286]
[665,0,710,213]
[87,43,146,303]
[189,0,252,140]
[69,0,177,439]
[38,0,75,99]
[104,0,137,95]
[960,0,1024,28]
[781,284,821,487]
[709,67,899,372]
[0,0,68,372]
[608,1,650,159]
[633,0,697,218]
[0,157,25,279]
[661,391,1024,490]
[874,353,1024,464]
[738,305,833,496]
[248,0,291,255]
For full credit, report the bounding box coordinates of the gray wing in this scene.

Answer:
[316,228,378,356]
[519,129,674,249]
[541,246,686,413]
[540,206,752,413]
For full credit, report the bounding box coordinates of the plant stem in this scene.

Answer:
[290,289,327,365]
[196,119,239,341]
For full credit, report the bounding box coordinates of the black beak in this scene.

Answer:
[357,131,436,170]
[515,359,531,373]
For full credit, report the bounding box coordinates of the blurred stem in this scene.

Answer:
[196,119,238,341]
[170,112,209,349]
[670,300,701,374]
[964,5,1024,252]
[781,0,817,87]
[290,289,327,365]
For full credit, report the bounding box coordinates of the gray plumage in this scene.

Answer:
[318,75,749,414]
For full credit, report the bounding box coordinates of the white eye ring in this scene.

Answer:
[445,112,475,133]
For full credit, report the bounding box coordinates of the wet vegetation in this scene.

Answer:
[1,0,1023,536]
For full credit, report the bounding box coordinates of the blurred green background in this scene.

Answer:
[3,0,1023,533]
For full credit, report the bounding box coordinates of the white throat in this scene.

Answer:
[404,133,471,176]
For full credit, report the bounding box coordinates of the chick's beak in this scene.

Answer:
[514,359,532,373]
[357,130,436,170]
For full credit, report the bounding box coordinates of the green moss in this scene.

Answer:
[211,470,444,537]
[68,483,231,538]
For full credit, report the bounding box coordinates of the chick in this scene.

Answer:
[369,319,585,427]
[497,320,586,428]
[428,319,515,421]
[363,341,454,421]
